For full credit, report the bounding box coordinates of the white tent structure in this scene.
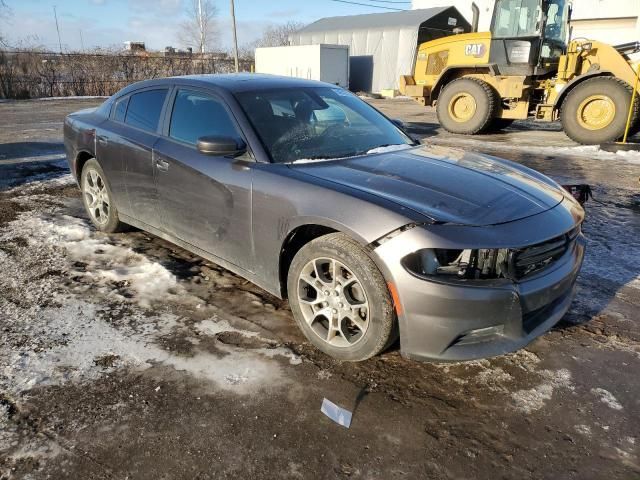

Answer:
[289,7,470,93]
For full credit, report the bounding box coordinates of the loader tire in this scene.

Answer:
[436,78,498,135]
[560,76,639,145]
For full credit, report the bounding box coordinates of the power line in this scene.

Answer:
[328,0,407,11]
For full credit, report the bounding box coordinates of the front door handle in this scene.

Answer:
[97,135,108,146]
[156,158,169,172]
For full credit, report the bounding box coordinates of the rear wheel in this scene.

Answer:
[436,78,498,134]
[287,233,396,361]
[560,77,639,144]
[81,159,126,233]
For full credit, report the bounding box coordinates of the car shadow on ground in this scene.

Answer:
[0,160,70,190]
[0,141,64,161]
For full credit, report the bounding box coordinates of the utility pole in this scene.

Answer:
[53,5,63,53]
[79,29,85,52]
[198,0,205,54]
[230,0,239,72]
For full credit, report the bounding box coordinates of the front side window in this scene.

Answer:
[235,87,413,163]
[491,0,542,38]
[169,89,240,145]
[125,89,167,132]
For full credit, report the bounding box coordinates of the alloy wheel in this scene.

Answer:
[83,169,110,225]
[296,257,369,348]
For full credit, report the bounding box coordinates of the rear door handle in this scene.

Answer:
[97,135,108,146]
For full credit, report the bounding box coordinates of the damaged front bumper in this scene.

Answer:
[372,199,586,362]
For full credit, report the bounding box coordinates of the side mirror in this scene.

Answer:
[197,135,247,157]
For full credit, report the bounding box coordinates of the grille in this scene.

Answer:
[426,50,448,76]
[509,227,579,280]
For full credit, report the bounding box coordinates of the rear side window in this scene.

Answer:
[113,96,128,122]
[169,89,240,145]
[125,89,167,132]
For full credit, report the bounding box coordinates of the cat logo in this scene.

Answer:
[464,43,486,58]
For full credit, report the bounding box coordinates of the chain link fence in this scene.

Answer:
[0,50,253,99]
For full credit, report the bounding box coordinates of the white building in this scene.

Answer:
[411,0,640,45]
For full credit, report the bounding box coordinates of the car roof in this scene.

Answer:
[118,74,333,96]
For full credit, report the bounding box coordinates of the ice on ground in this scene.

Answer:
[590,388,624,410]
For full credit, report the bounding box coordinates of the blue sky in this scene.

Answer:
[0,0,410,51]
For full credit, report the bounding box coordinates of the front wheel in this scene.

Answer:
[287,233,397,361]
[560,77,639,145]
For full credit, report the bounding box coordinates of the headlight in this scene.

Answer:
[402,248,511,282]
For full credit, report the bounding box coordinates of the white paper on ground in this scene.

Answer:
[321,398,352,428]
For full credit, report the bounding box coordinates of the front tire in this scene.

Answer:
[436,77,498,134]
[80,159,125,233]
[287,233,396,361]
[560,77,639,145]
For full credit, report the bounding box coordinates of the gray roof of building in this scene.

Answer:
[294,7,452,33]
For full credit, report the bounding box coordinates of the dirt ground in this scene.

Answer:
[0,98,639,480]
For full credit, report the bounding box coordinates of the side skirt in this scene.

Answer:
[119,213,283,299]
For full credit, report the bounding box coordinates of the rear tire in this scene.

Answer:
[436,78,498,134]
[80,159,126,233]
[287,233,397,361]
[560,76,639,145]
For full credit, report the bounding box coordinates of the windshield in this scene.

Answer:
[544,0,569,43]
[491,0,542,38]
[235,87,413,163]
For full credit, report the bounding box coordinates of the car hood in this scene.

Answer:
[287,144,565,226]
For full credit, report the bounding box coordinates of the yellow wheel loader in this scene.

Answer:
[399,0,640,145]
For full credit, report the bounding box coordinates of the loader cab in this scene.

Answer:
[489,0,570,76]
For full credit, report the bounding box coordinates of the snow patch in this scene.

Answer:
[5,213,179,308]
[574,424,592,437]
[511,369,574,414]
[196,318,261,338]
[429,138,640,164]
[590,387,624,410]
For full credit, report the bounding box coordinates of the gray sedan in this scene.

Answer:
[63,74,585,362]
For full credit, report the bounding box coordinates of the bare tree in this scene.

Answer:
[178,0,219,54]
[255,21,305,48]
[236,21,305,60]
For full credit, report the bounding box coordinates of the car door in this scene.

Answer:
[153,87,254,271]
[118,87,169,228]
